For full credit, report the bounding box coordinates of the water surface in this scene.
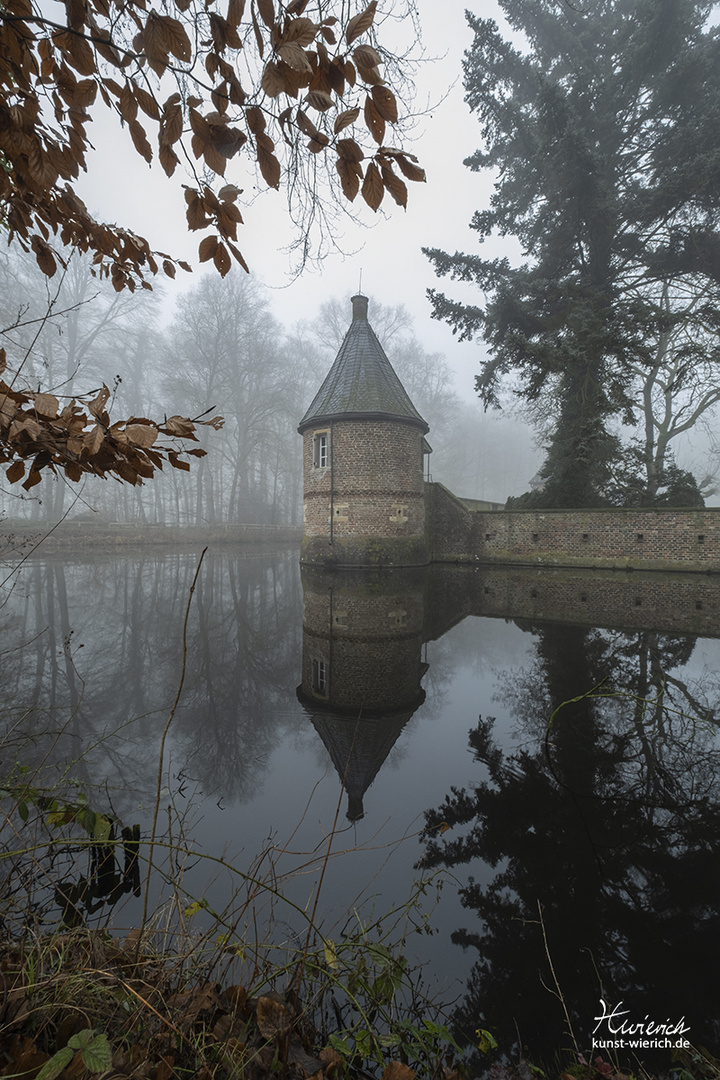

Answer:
[2,548,718,1065]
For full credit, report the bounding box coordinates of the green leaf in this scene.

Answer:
[17,800,28,823]
[476,1027,497,1054]
[36,1047,74,1080]
[68,1029,95,1051]
[184,898,209,918]
[70,1031,112,1072]
[323,939,339,971]
[93,813,112,842]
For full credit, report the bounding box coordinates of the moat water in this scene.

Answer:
[2,546,719,1065]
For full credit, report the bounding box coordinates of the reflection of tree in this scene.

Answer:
[172,551,303,803]
[0,552,305,817]
[421,625,720,1068]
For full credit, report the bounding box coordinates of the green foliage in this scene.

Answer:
[35,1030,112,1080]
[476,1027,498,1054]
[304,912,467,1077]
[0,772,141,928]
[606,445,706,506]
[425,0,720,507]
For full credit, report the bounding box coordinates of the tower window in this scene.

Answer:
[313,431,329,469]
[312,658,328,695]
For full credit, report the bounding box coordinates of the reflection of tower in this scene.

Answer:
[297,566,428,820]
[298,294,431,568]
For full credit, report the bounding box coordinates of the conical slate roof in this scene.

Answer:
[298,294,429,434]
[311,711,413,822]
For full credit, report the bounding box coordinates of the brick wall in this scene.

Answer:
[425,564,720,637]
[426,486,720,572]
[301,419,428,565]
[298,566,427,711]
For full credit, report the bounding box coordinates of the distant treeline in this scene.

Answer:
[0,247,538,527]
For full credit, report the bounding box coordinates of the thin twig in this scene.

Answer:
[140,547,207,946]
[537,899,579,1054]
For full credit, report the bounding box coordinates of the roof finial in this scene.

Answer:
[359,267,363,294]
[351,293,368,320]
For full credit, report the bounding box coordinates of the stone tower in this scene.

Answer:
[298,294,431,567]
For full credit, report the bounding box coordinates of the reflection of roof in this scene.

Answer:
[298,295,429,435]
[309,711,413,822]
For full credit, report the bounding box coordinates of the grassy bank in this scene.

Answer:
[0,774,467,1080]
[0,522,303,555]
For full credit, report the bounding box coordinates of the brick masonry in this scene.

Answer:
[427,482,720,573]
[301,419,428,566]
[298,566,427,712]
[425,564,720,637]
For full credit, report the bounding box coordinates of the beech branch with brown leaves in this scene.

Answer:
[0,0,426,290]
[0,347,224,490]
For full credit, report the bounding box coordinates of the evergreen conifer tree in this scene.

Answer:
[425,0,720,507]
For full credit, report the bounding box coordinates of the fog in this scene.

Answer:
[0,246,540,526]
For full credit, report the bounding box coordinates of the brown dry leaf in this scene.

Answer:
[364,95,385,144]
[31,237,57,277]
[227,0,245,26]
[125,423,158,448]
[255,996,291,1039]
[287,1041,323,1076]
[145,12,191,64]
[250,2,264,58]
[336,158,361,201]
[160,96,183,146]
[223,984,249,1011]
[129,119,153,163]
[337,137,363,163]
[227,241,250,272]
[134,86,160,121]
[218,183,242,201]
[156,1056,174,1080]
[33,393,59,418]
[362,160,383,211]
[296,109,320,139]
[164,416,195,437]
[170,982,222,1029]
[22,470,43,491]
[282,17,316,46]
[371,84,398,123]
[255,132,281,188]
[394,153,426,183]
[381,162,407,207]
[262,60,286,97]
[186,190,212,230]
[214,242,232,277]
[245,105,266,135]
[6,460,25,484]
[305,90,333,112]
[83,424,105,454]
[334,107,359,134]
[382,1063,416,1080]
[346,0,376,45]
[318,1046,343,1075]
[256,0,274,28]
[278,41,312,73]
[88,385,110,418]
[353,43,381,70]
[125,928,143,952]
[2,1035,49,1078]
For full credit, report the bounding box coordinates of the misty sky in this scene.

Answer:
[67,0,719,496]
[75,0,499,400]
